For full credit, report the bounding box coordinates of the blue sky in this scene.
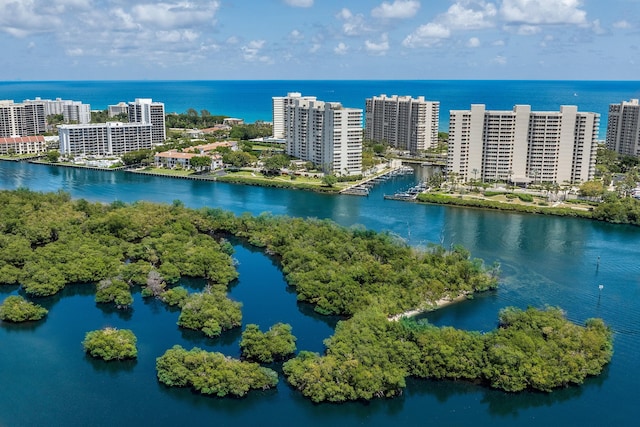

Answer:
[1,0,638,80]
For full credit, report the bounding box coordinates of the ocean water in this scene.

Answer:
[2,80,639,137]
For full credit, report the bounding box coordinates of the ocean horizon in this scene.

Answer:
[2,79,640,137]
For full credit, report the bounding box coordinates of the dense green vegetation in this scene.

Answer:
[283,306,613,402]
[156,345,278,397]
[0,189,613,401]
[0,295,48,322]
[231,214,499,316]
[240,323,297,363]
[0,189,237,297]
[83,328,138,361]
[165,109,228,129]
[177,285,242,337]
[95,278,133,309]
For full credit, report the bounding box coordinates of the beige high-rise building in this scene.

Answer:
[0,100,46,137]
[128,98,166,144]
[447,104,599,184]
[272,92,317,139]
[284,97,362,176]
[365,94,439,153]
[606,99,640,157]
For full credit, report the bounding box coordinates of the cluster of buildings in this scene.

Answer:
[58,98,165,156]
[4,89,640,187]
[272,92,640,185]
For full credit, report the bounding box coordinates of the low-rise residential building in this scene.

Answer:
[0,135,47,155]
[447,104,599,184]
[154,141,234,170]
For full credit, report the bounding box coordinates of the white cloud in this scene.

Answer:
[310,43,322,53]
[365,33,390,55]
[66,48,84,57]
[613,20,631,29]
[402,23,450,47]
[467,37,481,47]
[337,8,370,36]
[289,29,304,41]
[131,1,220,29]
[241,39,271,62]
[283,0,313,7]
[512,24,540,35]
[500,0,587,25]
[334,42,349,55]
[440,1,497,30]
[371,1,420,19]
[492,39,505,46]
[493,55,507,65]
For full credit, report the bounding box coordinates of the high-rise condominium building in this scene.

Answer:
[272,92,317,139]
[128,98,166,144]
[24,98,91,123]
[283,96,362,176]
[606,99,640,157]
[447,104,599,184]
[63,102,91,124]
[365,94,440,153]
[58,122,152,156]
[0,100,46,137]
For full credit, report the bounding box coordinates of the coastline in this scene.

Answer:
[389,293,470,321]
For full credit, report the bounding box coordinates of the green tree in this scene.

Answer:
[240,323,297,363]
[189,156,212,172]
[262,154,290,173]
[0,295,48,322]
[178,285,242,337]
[579,180,605,198]
[83,328,137,361]
[156,345,278,397]
[322,174,338,187]
[95,278,133,309]
[45,150,60,163]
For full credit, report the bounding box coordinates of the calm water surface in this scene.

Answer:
[1,161,639,427]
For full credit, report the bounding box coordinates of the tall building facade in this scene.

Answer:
[606,99,640,157]
[272,92,317,139]
[283,97,362,175]
[365,94,440,153]
[24,97,91,123]
[447,104,599,184]
[63,102,91,124]
[0,100,46,137]
[128,98,166,144]
[58,122,152,156]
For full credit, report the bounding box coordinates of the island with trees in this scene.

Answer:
[0,295,48,322]
[0,189,614,400]
[83,327,138,361]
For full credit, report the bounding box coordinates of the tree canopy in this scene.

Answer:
[83,328,138,361]
[0,295,48,322]
[177,285,242,337]
[240,323,297,363]
[283,306,613,402]
[156,345,278,397]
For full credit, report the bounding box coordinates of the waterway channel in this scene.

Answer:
[0,161,638,427]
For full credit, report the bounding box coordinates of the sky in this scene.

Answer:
[0,0,638,81]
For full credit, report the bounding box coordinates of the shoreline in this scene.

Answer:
[389,293,470,321]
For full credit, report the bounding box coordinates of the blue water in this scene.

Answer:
[1,160,639,427]
[2,80,639,137]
